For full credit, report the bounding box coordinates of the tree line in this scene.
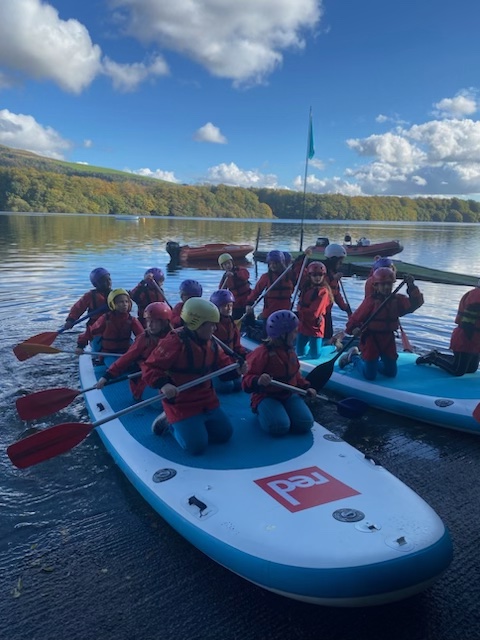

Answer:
[0,145,479,222]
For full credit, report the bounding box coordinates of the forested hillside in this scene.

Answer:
[0,145,479,221]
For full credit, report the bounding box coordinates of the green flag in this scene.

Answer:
[307,111,315,159]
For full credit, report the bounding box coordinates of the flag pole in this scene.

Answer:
[299,107,315,252]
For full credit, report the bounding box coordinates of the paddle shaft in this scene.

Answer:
[291,254,309,311]
[150,279,173,309]
[61,305,108,333]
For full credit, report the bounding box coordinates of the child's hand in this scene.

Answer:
[258,373,272,386]
[161,383,178,399]
[306,387,317,399]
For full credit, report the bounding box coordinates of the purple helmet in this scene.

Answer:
[373,257,393,270]
[266,250,285,265]
[210,289,235,307]
[179,279,203,297]
[90,267,110,288]
[144,267,164,283]
[283,251,292,266]
[266,310,299,338]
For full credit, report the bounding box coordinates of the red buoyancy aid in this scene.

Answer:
[247,271,294,318]
[346,288,423,360]
[170,301,184,328]
[129,283,167,324]
[220,267,251,309]
[242,343,311,411]
[297,285,332,337]
[78,311,144,353]
[142,328,234,422]
[214,316,247,357]
[106,329,167,378]
[450,288,480,352]
[66,289,108,325]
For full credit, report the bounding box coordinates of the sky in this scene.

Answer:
[1,0,480,198]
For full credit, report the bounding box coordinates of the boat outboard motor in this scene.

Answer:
[344,233,352,244]
[166,241,181,262]
[315,236,330,248]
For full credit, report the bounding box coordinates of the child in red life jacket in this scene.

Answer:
[296,261,334,359]
[416,282,480,376]
[341,269,423,380]
[95,302,172,400]
[242,310,316,437]
[245,250,294,322]
[210,289,247,393]
[63,267,111,330]
[322,244,352,342]
[76,288,143,358]
[364,257,396,298]
[217,253,251,321]
[143,298,244,455]
[170,279,203,328]
[129,267,168,327]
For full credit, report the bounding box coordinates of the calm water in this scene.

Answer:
[1,213,480,640]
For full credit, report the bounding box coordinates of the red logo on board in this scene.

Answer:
[254,465,360,512]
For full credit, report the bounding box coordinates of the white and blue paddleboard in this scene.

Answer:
[80,356,452,607]
[241,337,480,435]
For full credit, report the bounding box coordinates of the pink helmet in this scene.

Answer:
[144,302,172,321]
[373,267,395,284]
[307,261,327,276]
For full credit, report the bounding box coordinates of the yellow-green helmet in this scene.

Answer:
[107,288,131,311]
[181,297,220,330]
[218,252,233,266]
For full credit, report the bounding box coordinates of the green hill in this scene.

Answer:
[0,144,479,222]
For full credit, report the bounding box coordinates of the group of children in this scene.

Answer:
[64,245,480,457]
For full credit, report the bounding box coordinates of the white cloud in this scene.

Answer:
[204,162,279,187]
[83,139,93,148]
[294,173,363,196]
[129,167,180,183]
[193,123,227,144]
[110,0,322,85]
[344,114,480,196]
[0,109,71,159]
[433,90,478,118]
[0,0,102,94]
[103,54,169,92]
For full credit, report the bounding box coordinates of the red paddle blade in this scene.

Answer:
[16,388,81,421]
[13,332,59,361]
[7,422,93,469]
[473,403,480,423]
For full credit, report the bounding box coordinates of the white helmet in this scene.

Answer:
[324,243,346,259]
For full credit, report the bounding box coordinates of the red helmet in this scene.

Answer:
[307,261,327,276]
[144,302,172,321]
[373,267,395,284]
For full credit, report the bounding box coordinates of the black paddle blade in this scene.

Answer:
[7,423,93,469]
[336,398,369,420]
[305,360,335,390]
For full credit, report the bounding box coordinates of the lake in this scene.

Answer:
[1,213,480,640]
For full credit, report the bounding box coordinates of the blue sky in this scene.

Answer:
[1,0,480,198]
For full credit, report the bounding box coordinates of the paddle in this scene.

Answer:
[472,403,480,423]
[290,253,309,311]
[398,321,414,352]
[269,380,369,420]
[306,278,408,389]
[339,278,353,315]
[13,306,108,360]
[236,262,294,327]
[149,279,173,309]
[8,363,239,469]
[16,372,142,421]
[13,343,123,358]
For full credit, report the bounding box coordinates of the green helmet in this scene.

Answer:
[181,297,220,330]
[218,252,233,266]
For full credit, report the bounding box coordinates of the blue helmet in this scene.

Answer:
[179,279,203,297]
[144,267,164,283]
[210,289,235,307]
[266,250,286,265]
[90,267,110,288]
[266,310,299,339]
[373,257,393,270]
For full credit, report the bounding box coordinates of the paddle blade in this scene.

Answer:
[305,359,335,390]
[7,423,93,469]
[16,388,81,420]
[336,397,369,420]
[13,332,59,361]
[13,343,62,358]
[473,403,480,423]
